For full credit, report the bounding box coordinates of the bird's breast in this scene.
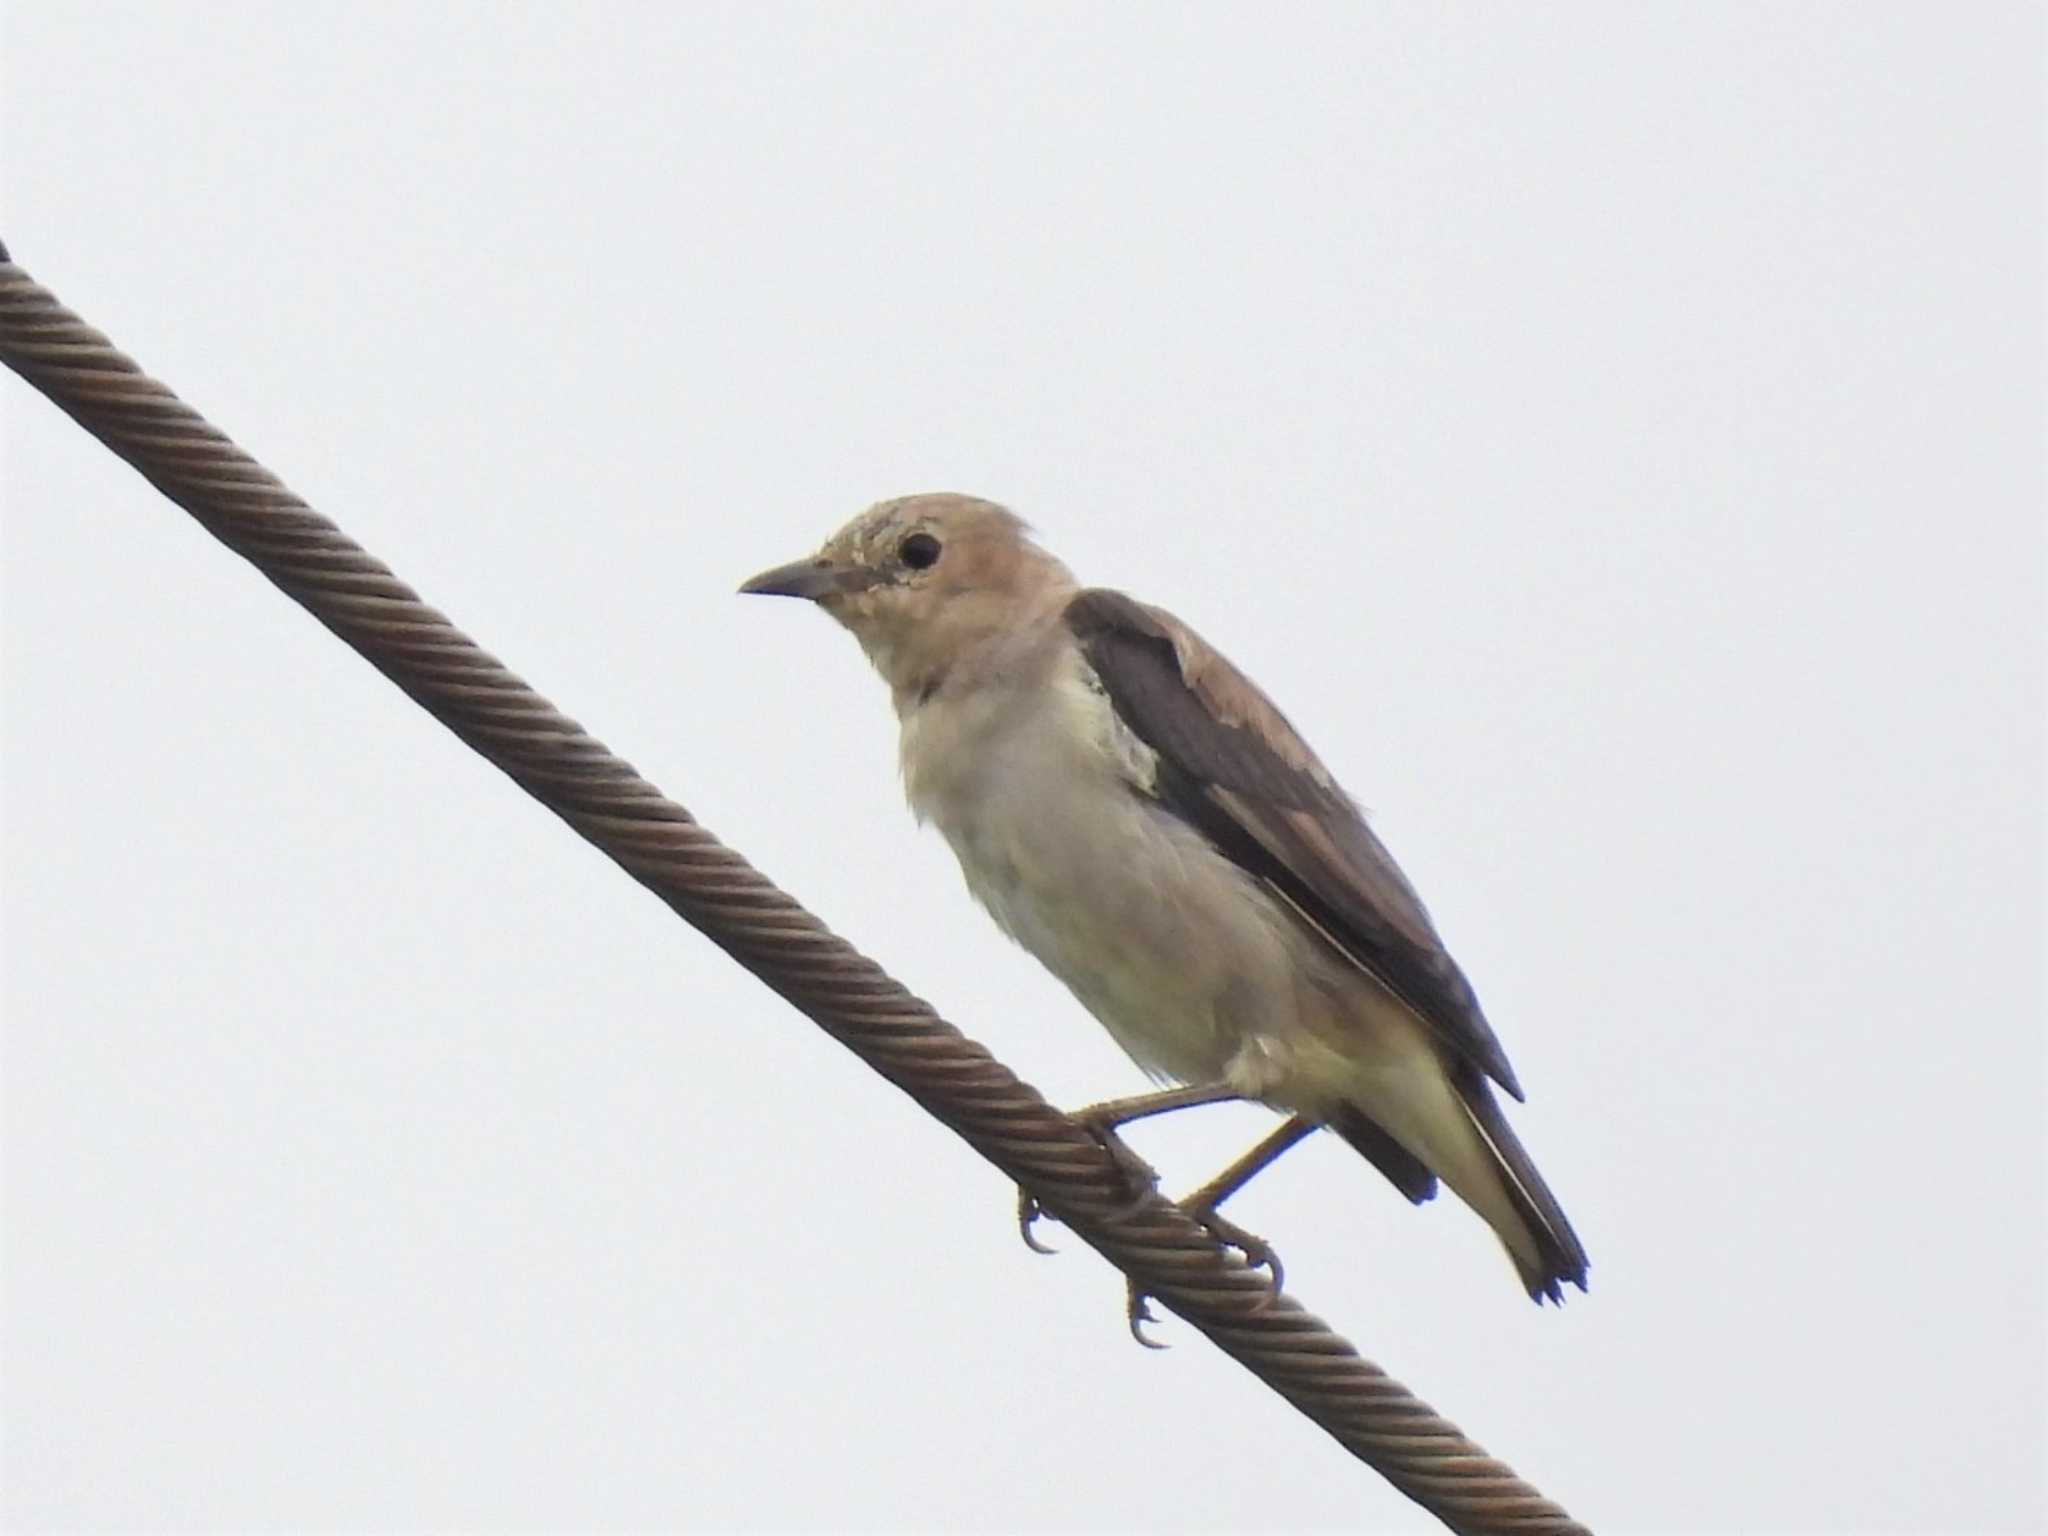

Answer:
[898,657,1308,1085]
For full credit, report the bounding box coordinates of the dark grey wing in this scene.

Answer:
[1065,587,1525,1101]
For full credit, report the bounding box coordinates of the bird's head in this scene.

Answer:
[741,493,1076,703]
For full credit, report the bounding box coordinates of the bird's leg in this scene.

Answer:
[1072,1083,1247,1196]
[1016,1083,1243,1254]
[1175,1114,1319,1297]
[1121,1114,1322,1345]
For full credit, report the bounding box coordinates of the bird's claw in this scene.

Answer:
[1017,1099,1279,1339]
[1074,1114,1163,1213]
[1125,1279,1170,1349]
[1192,1206,1286,1304]
[1016,1116,1164,1257]
[1016,1186,1059,1255]
[1117,1207,1285,1349]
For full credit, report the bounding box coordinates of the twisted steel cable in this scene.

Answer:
[0,242,1589,1536]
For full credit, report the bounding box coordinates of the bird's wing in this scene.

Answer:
[1065,587,1524,1100]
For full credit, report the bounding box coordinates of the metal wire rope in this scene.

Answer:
[0,242,1589,1536]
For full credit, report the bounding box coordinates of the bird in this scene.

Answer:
[740,493,1588,1306]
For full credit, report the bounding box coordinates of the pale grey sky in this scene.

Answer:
[4,4,2042,1532]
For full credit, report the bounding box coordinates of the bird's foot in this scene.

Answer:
[1115,1203,1284,1349]
[1185,1202,1285,1303]
[1016,1111,1163,1256]
[1075,1110,1165,1209]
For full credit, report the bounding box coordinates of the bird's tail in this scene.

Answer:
[1450,1069,1589,1303]
[1334,1061,1588,1304]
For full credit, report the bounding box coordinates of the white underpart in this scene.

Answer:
[901,637,1387,1106]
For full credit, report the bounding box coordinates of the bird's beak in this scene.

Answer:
[737,556,870,602]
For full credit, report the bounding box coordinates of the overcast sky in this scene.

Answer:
[4,5,2041,1533]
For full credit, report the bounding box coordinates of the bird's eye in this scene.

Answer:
[899,532,942,570]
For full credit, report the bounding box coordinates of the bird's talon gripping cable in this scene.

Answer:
[1015,1186,1060,1255]
[1192,1208,1285,1303]
[1073,1118,1164,1213]
[1125,1280,1170,1350]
